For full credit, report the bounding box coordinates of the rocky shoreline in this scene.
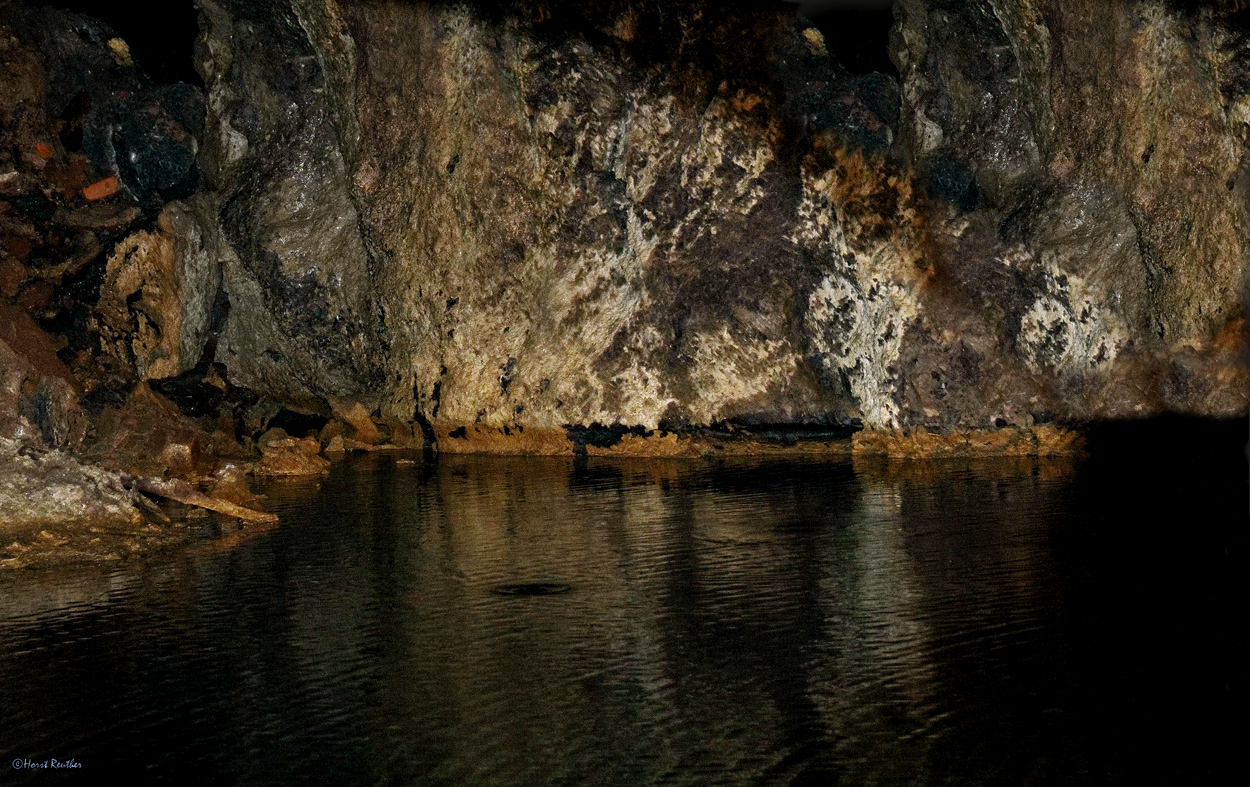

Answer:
[2,0,1246,567]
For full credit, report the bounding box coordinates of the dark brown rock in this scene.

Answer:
[176,0,1244,447]
[0,257,26,297]
[0,303,84,450]
[880,0,1250,426]
[190,0,881,433]
[53,202,142,232]
[255,427,331,476]
[83,382,248,479]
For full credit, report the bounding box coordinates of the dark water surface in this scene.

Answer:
[2,421,1245,785]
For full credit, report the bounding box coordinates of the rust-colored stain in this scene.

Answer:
[82,176,120,201]
[34,142,53,159]
[0,301,82,391]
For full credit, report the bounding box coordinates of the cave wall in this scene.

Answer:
[891,0,1250,420]
[148,0,1250,442]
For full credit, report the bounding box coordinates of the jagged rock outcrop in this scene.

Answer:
[0,2,282,549]
[157,0,1245,455]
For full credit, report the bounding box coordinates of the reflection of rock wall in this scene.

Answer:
[157,0,1247,448]
[242,453,1084,783]
[810,454,1075,782]
[369,455,848,785]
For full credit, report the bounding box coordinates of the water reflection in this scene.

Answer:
[0,450,1241,784]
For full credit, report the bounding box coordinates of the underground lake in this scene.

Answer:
[3,0,1250,782]
[1,418,1244,785]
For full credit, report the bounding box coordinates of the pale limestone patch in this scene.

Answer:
[805,272,916,428]
[1016,268,1129,375]
[794,160,925,428]
[686,327,798,424]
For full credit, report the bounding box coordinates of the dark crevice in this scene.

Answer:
[39,0,204,88]
[794,1,898,79]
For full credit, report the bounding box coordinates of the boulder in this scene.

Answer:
[0,436,142,531]
[255,427,330,476]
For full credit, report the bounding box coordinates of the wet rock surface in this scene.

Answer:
[255,427,330,476]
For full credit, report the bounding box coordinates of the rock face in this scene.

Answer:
[3,0,1244,472]
[166,0,1246,451]
[888,0,1250,423]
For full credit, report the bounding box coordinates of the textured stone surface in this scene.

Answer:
[166,0,1246,453]
[0,0,1239,472]
[887,0,1250,427]
[187,0,905,438]
[95,200,221,380]
[0,5,270,557]
[255,427,330,476]
[83,382,249,479]
[0,304,84,450]
[1,1,203,206]
[0,436,141,531]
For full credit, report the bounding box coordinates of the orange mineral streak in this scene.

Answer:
[82,176,120,201]
[34,142,53,159]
